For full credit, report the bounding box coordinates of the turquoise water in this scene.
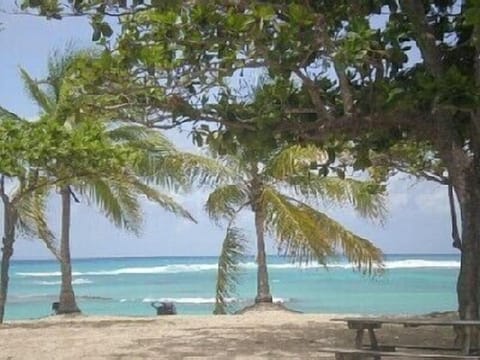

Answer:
[6,254,460,320]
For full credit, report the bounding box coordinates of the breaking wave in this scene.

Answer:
[34,278,93,285]
[141,297,287,304]
[17,259,460,278]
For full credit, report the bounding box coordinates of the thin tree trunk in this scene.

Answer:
[254,206,272,303]
[448,183,462,250]
[0,202,16,323]
[57,186,80,314]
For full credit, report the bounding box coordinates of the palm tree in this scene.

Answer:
[19,50,225,314]
[0,109,60,322]
[208,144,386,314]
[0,176,56,322]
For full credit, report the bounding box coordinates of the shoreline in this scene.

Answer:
[2,307,458,325]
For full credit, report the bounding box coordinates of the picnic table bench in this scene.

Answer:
[318,347,480,359]
[317,317,480,359]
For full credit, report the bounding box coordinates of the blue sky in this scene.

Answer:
[0,2,457,259]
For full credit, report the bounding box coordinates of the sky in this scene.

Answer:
[0,2,458,259]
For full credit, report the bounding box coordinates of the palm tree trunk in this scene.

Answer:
[57,186,80,314]
[0,201,16,323]
[254,206,272,303]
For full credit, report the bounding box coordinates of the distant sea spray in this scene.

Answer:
[34,278,93,285]
[16,259,461,278]
[140,297,288,304]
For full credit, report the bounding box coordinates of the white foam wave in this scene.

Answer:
[143,297,225,304]
[142,297,287,304]
[17,265,219,277]
[383,260,459,269]
[34,278,93,285]
[87,264,220,275]
[73,278,93,285]
[250,260,460,269]
[17,259,460,278]
[327,260,459,269]
[19,271,62,277]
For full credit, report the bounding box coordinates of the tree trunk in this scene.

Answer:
[254,206,272,303]
[57,187,80,314]
[0,202,16,323]
[457,194,480,323]
[449,145,480,347]
[455,175,480,348]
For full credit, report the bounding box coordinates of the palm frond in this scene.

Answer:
[122,173,197,223]
[265,144,386,221]
[108,126,181,188]
[214,225,246,315]
[148,152,233,190]
[205,184,249,223]
[77,177,143,235]
[288,176,387,221]
[264,144,327,180]
[134,152,187,191]
[262,186,333,263]
[107,125,176,154]
[0,107,24,122]
[19,68,54,114]
[177,152,233,187]
[261,186,383,274]
[15,188,60,260]
[296,202,384,274]
[46,47,81,100]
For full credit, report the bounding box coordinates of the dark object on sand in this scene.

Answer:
[51,302,60,314]
[151,301,176,315]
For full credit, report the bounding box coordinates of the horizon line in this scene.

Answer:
[12,252,460,261]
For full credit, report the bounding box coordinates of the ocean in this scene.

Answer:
[6,254,460,321]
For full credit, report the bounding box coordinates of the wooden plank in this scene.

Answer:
[318,347,480,359]
[365,344,477,352]
[332,317,480,327]
[347,322,382,330]
[333,317,388,324]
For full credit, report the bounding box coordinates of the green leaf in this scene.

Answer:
[92,28,101,42]
[19,68,54,114]
[100,22,113,38]
[261,186,383,273]
[214,226,246,315]
[205,184,248,223]
[335,168,345,180]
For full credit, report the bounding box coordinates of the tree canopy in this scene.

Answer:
[16,0,480,322]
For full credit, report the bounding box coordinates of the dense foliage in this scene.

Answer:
[16,0,480,324]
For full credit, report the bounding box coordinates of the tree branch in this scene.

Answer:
[448,182,462,251]
[68,186,81,203]
[333,62,354,116]
[402,0,444,77]
[294,69,334,122]
[0,175,9,205]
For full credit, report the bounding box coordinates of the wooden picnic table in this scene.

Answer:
[332,317,480,356]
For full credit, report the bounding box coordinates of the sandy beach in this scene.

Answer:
[0,307,459,359]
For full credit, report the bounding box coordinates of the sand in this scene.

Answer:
[0,308,460,359]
